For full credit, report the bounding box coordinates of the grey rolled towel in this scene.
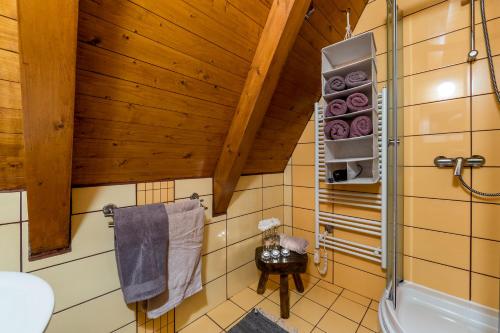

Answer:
[346,92,369,112]
[325,75,345,94]
[350,115,373,137]
[280,234,309,254]
[345,70,370,88]
[324,119,350,140]
[325,99,347,117]
[114,203,168,304]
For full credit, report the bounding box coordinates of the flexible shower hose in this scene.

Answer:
[480,0,500,103]
[458,175,500,197]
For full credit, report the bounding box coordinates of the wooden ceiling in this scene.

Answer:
[0,0,366,190]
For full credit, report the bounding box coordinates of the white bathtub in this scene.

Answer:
[379,282,499,333]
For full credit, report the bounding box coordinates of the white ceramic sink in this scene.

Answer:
[0,272,54,333]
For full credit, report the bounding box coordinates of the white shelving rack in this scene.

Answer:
[314,31,388,269]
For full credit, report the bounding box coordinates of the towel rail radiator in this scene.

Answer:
[314,88,388,269]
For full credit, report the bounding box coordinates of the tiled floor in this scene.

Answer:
[178,274,381,333]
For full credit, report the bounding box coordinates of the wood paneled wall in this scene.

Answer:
[0,0,367,189]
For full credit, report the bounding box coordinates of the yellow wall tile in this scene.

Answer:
[404,28,469,75]
[404,256,470,299]
[402,0,469,46]
[472,130,500,166]
[234,175,262,191]
[226,234,260,271]
[0,223,20,271]
[292,207,315,232]
[263,186,284,209]
[404,197,470,235]
[404,167,470,201]
[334,252,386,277]
[263,173,284,187]
[353,0,387,34]
[472,56,500,96]
[283,206,292,226]
[33,252,120,312]
[227,188,263,218]
[21,191,28,221]
[472,238,500,277]
[45,290,135,333]
[376,52,387,82]
[404,226,470,269]
[292,165,315,188]
[404,63,470,106]
[263,206,284,222]
[72,185,136,214]
[174,178,212,199]
[472,203,500,241]
[404,132,471,166]
[175,276,226,330]
[333,262,385,300]
[202,248,226,284]
[476,18,500,59]
[0,192,20,224]
[298,121,314,143]
[227,261,260,297]
[471,273,499,309]
[472,168,500,204]
[404,97,470,136]
[372,25,387,55]
[292,143,314,166]
[202,221,226,255]
[22,212,115,272]
[284,164,292,185]
[284,185,292,206]
[292,186,314,210]
[226,211,261,245]
[472,94,500,131]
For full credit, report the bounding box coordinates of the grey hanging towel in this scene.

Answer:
[114,203,169,304]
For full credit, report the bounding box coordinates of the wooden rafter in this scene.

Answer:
[213,0,311,215]
[17,0,79,259]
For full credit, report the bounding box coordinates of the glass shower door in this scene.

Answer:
[386,0,404,306]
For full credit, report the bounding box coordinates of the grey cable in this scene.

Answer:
[480,0,500,103]
[458,175,500,197]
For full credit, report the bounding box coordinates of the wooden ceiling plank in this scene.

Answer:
[213,0,311,215]
[17,0,78,258]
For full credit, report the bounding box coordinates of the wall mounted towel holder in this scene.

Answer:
[103,192,207,228]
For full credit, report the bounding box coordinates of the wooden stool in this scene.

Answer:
[254,246,308,319]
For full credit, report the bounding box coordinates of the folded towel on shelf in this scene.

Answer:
[325,76,345,94]
[346,92,369,112]
[350,115,373,137]
[114,203,169,304]
[280,234,309,254]
[345,70,370,88]
[146,200,205,318]
[325,99,347,117]
[324,119,350,140]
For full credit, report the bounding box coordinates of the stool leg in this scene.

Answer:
[292,273,305,293]
[280,274,290,319]
[257,272,268,294]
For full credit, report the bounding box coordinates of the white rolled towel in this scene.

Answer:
[279,234,308,254]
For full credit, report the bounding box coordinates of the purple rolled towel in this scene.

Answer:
[345,70,370,88]
[324,119,350,140]
[346,92,369,112]
[350,116,373,138]
[325,76,345,94]
[280,234,309,254]
[325,99,347,117]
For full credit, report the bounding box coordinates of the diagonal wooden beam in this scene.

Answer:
[213,0,311,215]
[18,0,79,259]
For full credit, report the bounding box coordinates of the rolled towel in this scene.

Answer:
[346,92,369,112]
[345,70,370,88]
[325,99,347,117]
[324,119,350,140]
[280,234,309,254]
[350,115,373,137]
[325,76,345,94]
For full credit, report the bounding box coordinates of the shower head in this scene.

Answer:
[467,49,478,62]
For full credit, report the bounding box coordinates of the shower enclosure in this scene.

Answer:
[379,0,500,332]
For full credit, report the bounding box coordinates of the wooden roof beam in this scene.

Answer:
[213,0,311,215]
[18,0,79,259]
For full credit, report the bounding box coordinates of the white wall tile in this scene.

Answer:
[0,223,20,271]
